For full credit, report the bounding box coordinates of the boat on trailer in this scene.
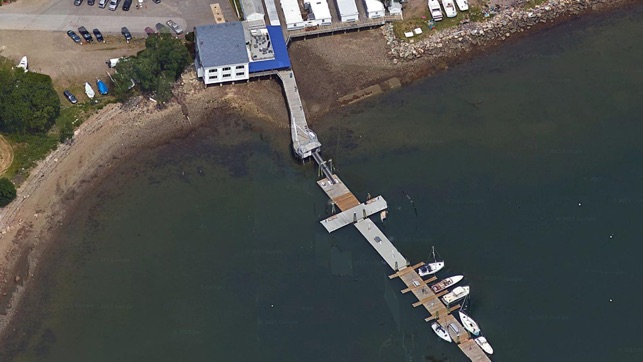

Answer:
[430,275,463,293]
[96,79,109,95]
[431,322,452,343]
[17,56,28,72]
[441,0,457,17]
[475,336,494,355]
[418,246,444,276]
[85,82,95,99]
[427,0,443,21]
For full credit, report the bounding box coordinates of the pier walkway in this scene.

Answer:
[276,70,322,159]
[286,15,402,44]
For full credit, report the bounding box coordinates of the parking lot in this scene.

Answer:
[0,0,237,34]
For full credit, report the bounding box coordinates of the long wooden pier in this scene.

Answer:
[315,172,492,361]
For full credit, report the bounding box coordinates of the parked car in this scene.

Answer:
[78,26,93,43]
[166,20,183,35]
[88,0,95,5]
[122,0,132,10]
[66,30,82,44]
[155,23,170,34]
[93,28,104,42]
[152,0,160,3]
[108,0,119,10]
[63,90,78,104]
[74,0,83,6]
[121,27,132,42]
[144,27,156,36]
[98,0,108,7]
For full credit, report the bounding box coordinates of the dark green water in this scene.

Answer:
[5,5,643,361]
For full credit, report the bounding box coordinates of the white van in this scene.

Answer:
[108,0,119,10]
[98,0,107,7]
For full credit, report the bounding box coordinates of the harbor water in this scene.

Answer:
[3,5,643,361]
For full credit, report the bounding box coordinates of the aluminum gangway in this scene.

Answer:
[276,70,322,159]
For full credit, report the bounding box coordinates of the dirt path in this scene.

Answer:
[0,136,13,176]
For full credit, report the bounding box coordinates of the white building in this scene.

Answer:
[240,0,266,23]
[304,0,332,26]
[363,0,384,18]
[194,23,250,85]
[280,0,305,29]
[335,0,359,22]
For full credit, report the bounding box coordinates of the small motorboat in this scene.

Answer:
[17,56,28,72]
[441,0,458,17]
[431,275,463,293]
[418,246,444,276]
[442,286,470,305]
[85,82,95,99]
[458,310,480,336]
[96,79,108,95]
[475,336,494,355]
[431,322,452,343]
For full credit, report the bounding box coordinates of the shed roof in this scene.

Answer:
[280,0,304,25]
[335,0,358,16]
[305,0,331,20]
[241,0,266,22]
[195,22,249,68]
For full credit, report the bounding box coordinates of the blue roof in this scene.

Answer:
[249,26,291,73]
[195,23,248,68]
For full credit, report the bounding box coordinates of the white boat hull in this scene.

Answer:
[455,0,468,11]
[418,261,444,276]
[17,56,28,72]
[85,82,95,99]
[475,336,493,355]
[431,274,464,293]
[442,286,469,305]
[441,0,457,17]
[458,311,480,336]
[431,323,452,343]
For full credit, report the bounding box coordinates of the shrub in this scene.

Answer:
[0,177,17,207]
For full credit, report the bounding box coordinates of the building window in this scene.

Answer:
[222,67,231,71]
[236,65,245,70]
[208,69,217,74]
[236,72,244,76]
[222,74,231,78]
[209,75,218,79]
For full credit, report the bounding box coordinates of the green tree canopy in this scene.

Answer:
[114,34,190,102]
[0,178,17,207]
[0,70,60,134]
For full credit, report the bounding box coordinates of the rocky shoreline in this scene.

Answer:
[385,0,637,61]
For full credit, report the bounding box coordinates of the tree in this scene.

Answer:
[0,70,60,134]
[0,178,16,207]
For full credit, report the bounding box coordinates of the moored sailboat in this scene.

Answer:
[441,285,469,305]
[96,79,109,95]
[417,246,444,276]
[431,322,452,343]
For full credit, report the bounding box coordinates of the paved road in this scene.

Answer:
[0,0,237,34]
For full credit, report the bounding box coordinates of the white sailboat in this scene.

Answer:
[431,322,452,343]
[17,56,28,72]
[458,311,480,336]
[417,246,444,276]
[85,82,95,99]
[475,336,494,355]
[458,295,480,335]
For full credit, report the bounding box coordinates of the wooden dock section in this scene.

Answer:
[286,15,403,44]
[317,174,360,211]
[460,339,493,362]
